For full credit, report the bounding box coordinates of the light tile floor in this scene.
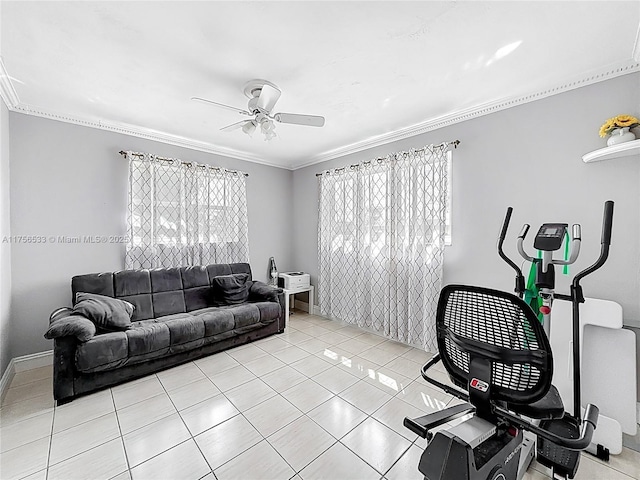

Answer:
[1,311,638,480]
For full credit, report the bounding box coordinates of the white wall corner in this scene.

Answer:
[0,57,20,109]
[633,24,640,63]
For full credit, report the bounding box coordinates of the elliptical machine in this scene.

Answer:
[404,201,614,480]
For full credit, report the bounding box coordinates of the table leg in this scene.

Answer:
[284,292,290,327]
[308,286,315,315]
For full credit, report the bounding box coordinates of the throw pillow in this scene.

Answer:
[73,292,135,332]
[212,273,250,305]
[44,314,96,342]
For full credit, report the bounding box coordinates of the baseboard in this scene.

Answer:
[0,358,16,403]
[13,350,53,373]
[0,350,54,402]
[294,299,310,312]
[293,299,321,315]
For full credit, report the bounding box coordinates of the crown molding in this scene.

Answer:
[0,57,20,109]
[10,104,289,170]
[2,58,639,171]
[293,59,640,170]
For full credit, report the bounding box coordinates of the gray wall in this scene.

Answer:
[9,113,293,358]
[1,100,11,375]
[292,72,640,326]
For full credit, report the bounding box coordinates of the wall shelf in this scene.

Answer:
[582,139,640,163]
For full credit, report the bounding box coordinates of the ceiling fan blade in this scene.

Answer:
[220,120,251,132]
[191,97,251,116]
[256,84,281,112]
[273,113,325,127]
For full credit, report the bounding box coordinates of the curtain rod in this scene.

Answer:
[119,151,249,177]
[315,140,460,177]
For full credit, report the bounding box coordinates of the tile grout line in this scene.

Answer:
[43,395,56,480]
[192,338,376,478]
[109,387,132,480]
[257,329,404,477]
[154,368,215,478]
[195,360,300,475]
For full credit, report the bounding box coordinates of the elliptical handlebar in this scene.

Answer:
[573,201,614,288]
[601,201,614,246]
[516,227,536,263]
[493,403,599,451]
[498,207,526,296]
[421,354,470,402]
[569,200,614,418]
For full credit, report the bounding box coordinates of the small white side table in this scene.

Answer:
[282,285,314,327]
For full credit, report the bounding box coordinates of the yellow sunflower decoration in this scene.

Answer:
[599,114,640,137]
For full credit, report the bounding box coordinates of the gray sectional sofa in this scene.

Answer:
[46,263,285,404]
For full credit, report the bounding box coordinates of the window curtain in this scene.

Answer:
[125,151,249,269]
[317,145,450,352]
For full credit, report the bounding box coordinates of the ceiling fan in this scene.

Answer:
[192,79,325,141]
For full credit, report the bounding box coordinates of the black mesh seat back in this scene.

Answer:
[437,284,553,405]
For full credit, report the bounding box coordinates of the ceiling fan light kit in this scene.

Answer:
[192,79,325,142]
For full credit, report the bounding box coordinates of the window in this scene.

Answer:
[125,152,249,269]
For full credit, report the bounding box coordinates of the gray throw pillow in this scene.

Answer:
[212,273,250,305]
[73,292,135,332]
[44,314,96,342]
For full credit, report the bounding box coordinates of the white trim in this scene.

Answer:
[13,350,53,373]
[1,59,639,170]
[0,358,16,403]
[0,56,20,109]
[11,104,289,170]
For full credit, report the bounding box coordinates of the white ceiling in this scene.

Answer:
[1,1,639,169]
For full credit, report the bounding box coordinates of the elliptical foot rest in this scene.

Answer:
[508,385,565,420]
[537,413,582,479]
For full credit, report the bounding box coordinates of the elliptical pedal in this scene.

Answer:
[536,414,581,479]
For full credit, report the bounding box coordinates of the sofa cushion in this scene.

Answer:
[212,273,250,306]
[119,294,154,321]
[150,268,183,292]
[156,315,205,346]
[225,303,260,329]
[126,320,170,358]
[206,264,233,279]
[190,308,235,337]
[72,273,114,304]
[115,270,151,296]
[181,266,209,289]
[152,291,186,318]
[76,331,128,372]
[184,287,211,312]
[252,302,281,324]
[73,292,134,332]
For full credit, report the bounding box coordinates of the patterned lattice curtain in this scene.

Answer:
[317,145,450,352]
[124,151,249,269]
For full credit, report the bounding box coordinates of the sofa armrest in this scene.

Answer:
[249,281,286,332]
[249,281,282,302]
[44,308,96,342]
[53,336,78,403]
